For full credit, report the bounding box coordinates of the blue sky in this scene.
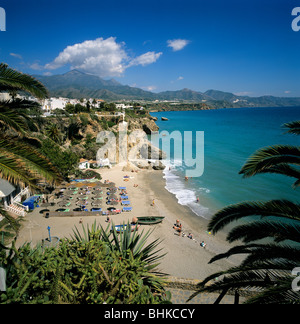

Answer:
[0,0,300,96]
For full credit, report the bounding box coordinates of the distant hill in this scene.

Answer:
[34,70,300,108]
[35,70,156,101]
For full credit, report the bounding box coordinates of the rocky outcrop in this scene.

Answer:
[128,117,159,134]
[43,113,164,171]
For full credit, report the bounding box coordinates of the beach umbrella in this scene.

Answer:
[108,201,118,206]
[92,202,102,207]
[58,202,69,207]
[92,190,103,195]
[77,199,87,203]
[39,209,50,214]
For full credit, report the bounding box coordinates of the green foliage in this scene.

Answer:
[0,63,48,99]
[39,138,79,178]
[0,222,170,304]
[0,63,62,188]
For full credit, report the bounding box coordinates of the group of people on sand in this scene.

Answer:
[173,219,207,248]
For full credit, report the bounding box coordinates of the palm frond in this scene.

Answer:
[0,63,48,99]
[251,163,300,188]
[0,103,29,135]
[208,199,300,234]
[241,244,300,267]
[283,120,300,136]
[239,145,300,179]
[0,137,62,188]
[189,259,299,303]
[245,279,300,304]
[227,220,300,244]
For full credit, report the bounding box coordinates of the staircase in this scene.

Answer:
[3,187,30,218]
[5,203,27,217]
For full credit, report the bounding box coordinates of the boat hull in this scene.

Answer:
[137,217,165,225]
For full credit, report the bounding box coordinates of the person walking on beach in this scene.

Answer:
[152,199,155,206]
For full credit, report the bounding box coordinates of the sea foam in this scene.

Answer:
[163,163,211,219]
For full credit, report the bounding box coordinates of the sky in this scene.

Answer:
[0,0,300,96]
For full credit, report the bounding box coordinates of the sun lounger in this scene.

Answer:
[121,195,128,200]
[91,208,102,212]
[121,200,130,205]
[119,187,126,190]
[122,207,132,212]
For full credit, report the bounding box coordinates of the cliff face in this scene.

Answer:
[42,113,163,169]
[127,117,159,134]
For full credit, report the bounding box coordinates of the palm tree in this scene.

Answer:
[189,120,300,304]
[45,123,62,144]
[0,63,62,189]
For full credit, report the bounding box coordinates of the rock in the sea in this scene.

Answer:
[152,161,166,170]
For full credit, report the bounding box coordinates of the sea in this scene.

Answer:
[150,106,300,220]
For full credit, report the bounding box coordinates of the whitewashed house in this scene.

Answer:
[42,97,68,112]
[78,159,90,170]
[0,179,30,218]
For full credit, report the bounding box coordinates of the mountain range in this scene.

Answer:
[35,70,300,108]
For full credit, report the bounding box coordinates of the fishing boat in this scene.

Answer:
[137,216,165,225]
[112,224,139,233]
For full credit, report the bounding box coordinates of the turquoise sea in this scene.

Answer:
[150,107,300,220]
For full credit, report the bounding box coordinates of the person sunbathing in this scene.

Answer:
[188,233,193,239]
[200,241,207,248]
[173,223,182,233]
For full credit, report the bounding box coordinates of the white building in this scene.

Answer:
[78,159,90,170]
[41,97,70,112]
[116,104,134,110]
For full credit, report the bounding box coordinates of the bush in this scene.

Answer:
[0,223,170,304]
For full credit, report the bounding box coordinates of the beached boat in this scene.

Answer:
[137,216,165,225]
[112,224,139,233]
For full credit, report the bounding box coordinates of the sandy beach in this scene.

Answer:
[16,165,241,281]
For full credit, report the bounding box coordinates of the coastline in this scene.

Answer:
[16,165,242,281]
[141,168,243,279]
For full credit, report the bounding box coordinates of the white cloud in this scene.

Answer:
[44,37,162,78]
[167,39,190,51]
[10,53,23,60]
[29,62,44,70]
[45,37,128,77]
[128,51,162,67]
[177,76,184,80]
[142,85,157,91]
